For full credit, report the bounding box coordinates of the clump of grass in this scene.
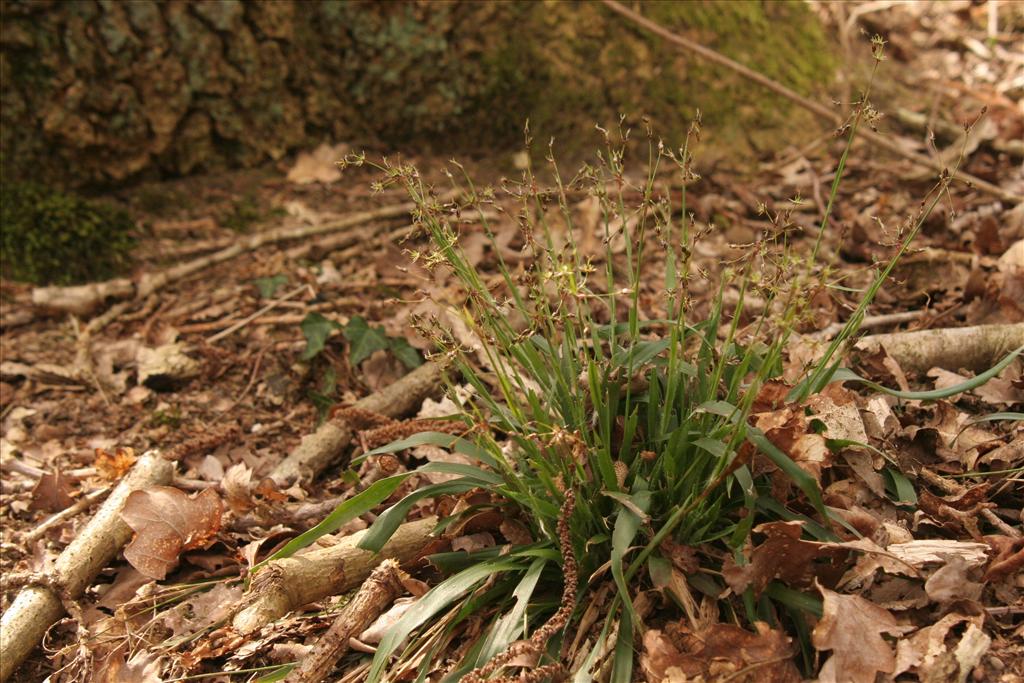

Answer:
[270,38,996,681]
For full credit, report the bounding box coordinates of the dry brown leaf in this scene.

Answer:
[983,535,1024,582]
[924,554,984,603]
[499,518,533,546]
[641,621,800,683]
[813,583,910,683]
[221,462,254,514]
[286,142,347,184]
[893,612,989,680]
[29,468,75,512]
[122,486,223,579]
[451,532,496,553]
[753,407,831,482]
[94,447,138,481]
[107,650,164,683]
[722,521,822,597]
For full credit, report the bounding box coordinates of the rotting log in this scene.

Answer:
[0,452,174,682]
[232,516,436,635]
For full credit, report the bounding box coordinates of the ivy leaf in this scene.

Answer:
[253,274,288,299]
[343,316,390,366]
[388,336,423,369]
[301,312,342,361]
[308,365,337,425]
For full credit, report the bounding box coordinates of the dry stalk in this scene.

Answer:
[462,488,578,683]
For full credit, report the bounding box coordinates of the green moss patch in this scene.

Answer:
[0,183,136,285]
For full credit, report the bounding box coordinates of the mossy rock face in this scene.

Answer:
[1,1,834,186]
[0,183,135,285]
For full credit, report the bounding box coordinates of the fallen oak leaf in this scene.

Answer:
[121,486,223,579]
[722,521,825,597]
[641,621,801,683]
[813,582,912,683]
[94,447,138,481]
[29,468,75,512]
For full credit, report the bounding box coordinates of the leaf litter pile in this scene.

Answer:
[1,5,1023,683]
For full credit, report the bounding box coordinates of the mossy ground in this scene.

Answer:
[0,183,136,285]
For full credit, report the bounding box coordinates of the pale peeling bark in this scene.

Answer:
[854,323,1024,374]
[0,451,174,682]
[269,361,445,485]
[232,516,435,635]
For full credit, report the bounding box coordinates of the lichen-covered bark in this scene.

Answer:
[0,0,834,187]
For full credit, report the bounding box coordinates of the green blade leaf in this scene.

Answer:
[827,344,1023,401]
[255,473,411,569]
[358,478,480,553]
[367,559,523,683]
[611,487,651,627]
[474,557,547,665]
[353,431,498,469]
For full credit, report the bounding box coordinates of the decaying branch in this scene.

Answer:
[0,452,174,682]
[269,360,445,485]
[31,201,421,316]
[232,516,436,635]
[284,559,407,683]
[854,323,1024,374]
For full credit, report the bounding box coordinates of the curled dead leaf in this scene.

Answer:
[641,621,800,683]
[813,583,912,683]
[121,486,223,579]
[94,447,138,481]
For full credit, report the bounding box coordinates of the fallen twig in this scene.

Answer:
[811,310,926,341]
[22,486,112,544]
[854,322,1024,374]
[919,468,1021,539]
[284,559,407,683]
[232,516,436,634]
[32,201,422,316]
[206,284,312,344]
[0,451,174,682]
[602,0,1023,205]
[269,361,445,485]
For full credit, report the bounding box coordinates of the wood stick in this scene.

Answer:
[232,516,436,634]
[0,452,174,682]
[206,284,312,344]
[284,559,406,683]
[269,361,445,485]
[601,0,1023,205]
[22,486,112,545]
[854,323,1024,374]
[811,310,926,341]
[31,201,421,315]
